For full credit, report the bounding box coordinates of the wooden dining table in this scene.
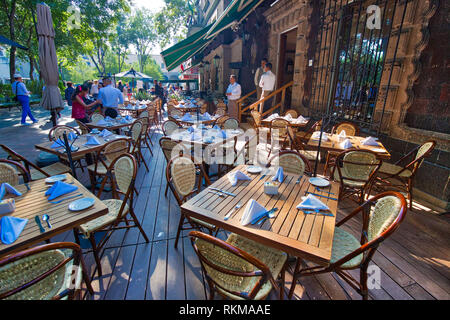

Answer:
[117,106,147,118]
[85,118,136,131]
[307,134,391,159]
[181,165,339,265]
[35,133,132,159]
[0,175,108,257]
[261,117,310,129]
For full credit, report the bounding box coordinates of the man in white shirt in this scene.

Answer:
[258,63,276,113]
[90,80,99,99]
[225,75,241,119]
[254,58,267,104]
[96,77,124,118]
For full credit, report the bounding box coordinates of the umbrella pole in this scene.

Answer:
[63,133,77,180]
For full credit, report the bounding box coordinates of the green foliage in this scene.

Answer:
[155,0,193,48]
[134,91,152,101]
[25,80,45,96]
[0,84,13,98]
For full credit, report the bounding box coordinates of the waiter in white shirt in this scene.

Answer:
[254,58,267,104]
[225,75,241,119]
[258,62,276,113]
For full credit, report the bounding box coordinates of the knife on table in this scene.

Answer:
[209,188,236,197]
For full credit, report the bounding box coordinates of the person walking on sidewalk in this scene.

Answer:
[12,74,38,126]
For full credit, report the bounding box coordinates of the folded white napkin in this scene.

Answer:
[340,138,353,149]
[339,130,347,138]
[297,194,330,211]
[294,115,307,123]
[228,170,251,187]
[241,199,267,226]
[284,114,293,121]
[266,113,279,121]
[311,131,329,141]
[272,167,284,183]
[362,136,379,146]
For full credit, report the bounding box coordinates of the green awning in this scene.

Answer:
[161,25,214,71]
[204,0,266,40]
[161,0,265,71]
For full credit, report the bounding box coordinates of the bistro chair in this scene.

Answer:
[74,154,149,276]
[48,125,85,172]
[268,150,312,177]
[324,121,360,176]
[214,135,254,177]
[288,191,407,300]
[87,138,131,194]
[267,118,290,159]
[214,115,230,128]
[375,140,436,209]
[0,144,70,181]
[159,137,189,197]
[129,120,149,171]
[170,108,184,118]
[146,105,158,128]
[190,231,288,300]
[332,149,382,204]
[0,242,94,300]
[284,109,298,118]
[215,108,226,117]
[137,115,154,152]
[162,120,181,136]
[0,159,30,185]
[75,120,90,135]
[287,126,321,163]
[250,110,269,144]
[166,155,219,249]
[223,117,240,130]
[90,113,104,124]
[295,119,322,143]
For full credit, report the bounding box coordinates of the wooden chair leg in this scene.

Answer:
[164,183,169,197]
[360,265,369,300]
[288,258,302,300]
[89,233,102,277]
[129,208,149,243]
[174,215,185,249]
[139,150,149,171]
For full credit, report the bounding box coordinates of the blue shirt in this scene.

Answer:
[12,81,29,96]
[98,85,124,108]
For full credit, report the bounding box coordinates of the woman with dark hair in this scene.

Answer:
[71,85,100,123]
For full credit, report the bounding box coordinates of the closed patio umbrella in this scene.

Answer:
[36,3,64,125]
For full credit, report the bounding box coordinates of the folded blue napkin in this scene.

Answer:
[181,114,192,121]
[45,181,78,201]
[97,119,107,126]
[240,200,267,226]
[203,112,212,120]
[51,139,65,149]
[228,170,251,187]
[213,125,221,130]
[187,127,194,133]
[99,129,113,137]
[85,136,101,146]
[272,167,284,183]
[0,216,28,244]
[120,118,129,124]
[105,116,114,122]
[67,132,78,140]
[125,115,133,121]
[0,183,22,201]
[220,130,227,139]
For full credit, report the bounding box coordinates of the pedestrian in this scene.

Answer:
[96,77,124,118]
[126,84,132,101]
[65,82,75,107]
[225,75,241,119]
[258,62,276,113]
[12,74,38,126]
[254,58,267,105]
[117,81,124,93]
[72,84,100,123]
[90,80,99,99]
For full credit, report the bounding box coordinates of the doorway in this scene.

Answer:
[277,28,297,108]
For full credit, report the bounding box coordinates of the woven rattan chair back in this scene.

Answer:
[162,120,180,136]
[170,108,183,118]
[413,141,435,169]
[75,120,90,135]
[189,231,276,300]
[215,115,230,128]
[159,137,187,162]
[268,150,311,176]
[168,156,197,199]
[284,109,298,118]
[0,242,90,300]
[337,150,380,183]
[251,110,262,127]
[0,159,29,185]
[270,118,289,141]
[102,138,130,164]
[48,126,80,142]
[111,153,136,196]
[139,111,149,119]
[332,122,359,137]
[90,113,104,124]
[223,118,239,130]
[130,120,143,143]
[215,108,226,117]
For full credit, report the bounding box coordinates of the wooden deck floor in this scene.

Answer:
[50,130,450,300]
